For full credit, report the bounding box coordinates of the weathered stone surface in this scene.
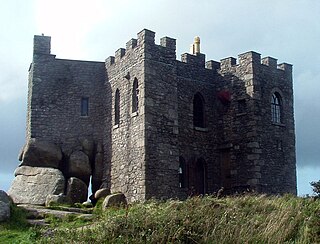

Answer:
[81,138,94,159]
[0,190,11,205]
[23,30,297,204]
[20,138,62,168]
[66,177,88,204]
[102,193,127,209]
[92,152,104,193]
[0,190,11,222]
[0,201,10,222]
[45,194,68,207]
[82,201,93,208]
[19,204,93,220]
[67,151,91,184]
[8,166,65,205]
[94,188,110,200]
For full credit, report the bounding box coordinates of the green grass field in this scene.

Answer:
[1,194,319,243]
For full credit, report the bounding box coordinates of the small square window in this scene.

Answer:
[81,97,89,116]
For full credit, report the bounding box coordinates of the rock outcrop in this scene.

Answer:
[92,151,103,193]
[9,137,103,205]
[66,177,88,204]
[20,138,62,168]
[102,193,127,209]
[0,190,11,222]
[8,166,65,205]
[45,194,68,207]
[67,151,91,185]
[94,188,110,200]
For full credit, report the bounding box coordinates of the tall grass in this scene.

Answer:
[39,194,320,243]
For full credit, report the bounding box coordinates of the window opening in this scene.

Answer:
[277,140,283,151]
[81,97,89,116]
[115,89,120,125]
[271,93,281,123]
[193,93,205,128]
[132,78,139,113]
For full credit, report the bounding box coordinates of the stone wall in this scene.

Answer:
[216,51,297,194]
[105,30,147,202]
[20,30,297,204]
[258,60,296,194]
[103,29,296,200]
[28,36,106,153]
[25,35,108,197]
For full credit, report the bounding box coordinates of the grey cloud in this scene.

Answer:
[0,97,26,174]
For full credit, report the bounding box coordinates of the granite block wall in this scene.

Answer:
[24,30,297,203]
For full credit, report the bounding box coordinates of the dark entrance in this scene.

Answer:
[220,150,231,190]
[189,158,207,195]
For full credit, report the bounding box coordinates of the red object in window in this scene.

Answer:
[217,90,231,104]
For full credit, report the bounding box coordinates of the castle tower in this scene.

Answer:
[12,29,296,206]
[217,51,296,194]
[25,34,107,197]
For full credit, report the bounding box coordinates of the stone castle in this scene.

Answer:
[9,29,297,204]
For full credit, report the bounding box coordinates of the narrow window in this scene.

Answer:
[115,89,120,125]
[81,97,89,116]
[271,93,282,123]
[179,157,186,188]
[132,78,139,113]
[276,140,283,151]
[193,93,205,128]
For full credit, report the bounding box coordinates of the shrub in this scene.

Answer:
[310,180,320,197]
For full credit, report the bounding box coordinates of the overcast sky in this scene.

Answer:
[0,0,319,195]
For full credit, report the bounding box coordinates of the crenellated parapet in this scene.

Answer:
[218,51,292,75]
[181,53,205,67]
[105,29,177,68]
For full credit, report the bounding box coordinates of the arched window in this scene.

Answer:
[271,92,282,123]
[193,93,205,128]
[179,156,186,188]
[132,78,139,113]
[115,89,120,125]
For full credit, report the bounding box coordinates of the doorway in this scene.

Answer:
[189,158,207,195]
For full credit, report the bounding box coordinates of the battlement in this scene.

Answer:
[181,53,206,67]
[106,29,178,67]
[103,29,292,76]
[137,29,155,45]
[216,51,292,74]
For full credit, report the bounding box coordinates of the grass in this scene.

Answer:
[1,194,319,243]
[0,204,41,243]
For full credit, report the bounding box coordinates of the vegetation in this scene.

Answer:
[1,194,319,243]
[311,180,320,198]
[0,204,41,243]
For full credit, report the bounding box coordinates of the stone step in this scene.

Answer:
[18,204,93,220]
[26,219,50,227]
